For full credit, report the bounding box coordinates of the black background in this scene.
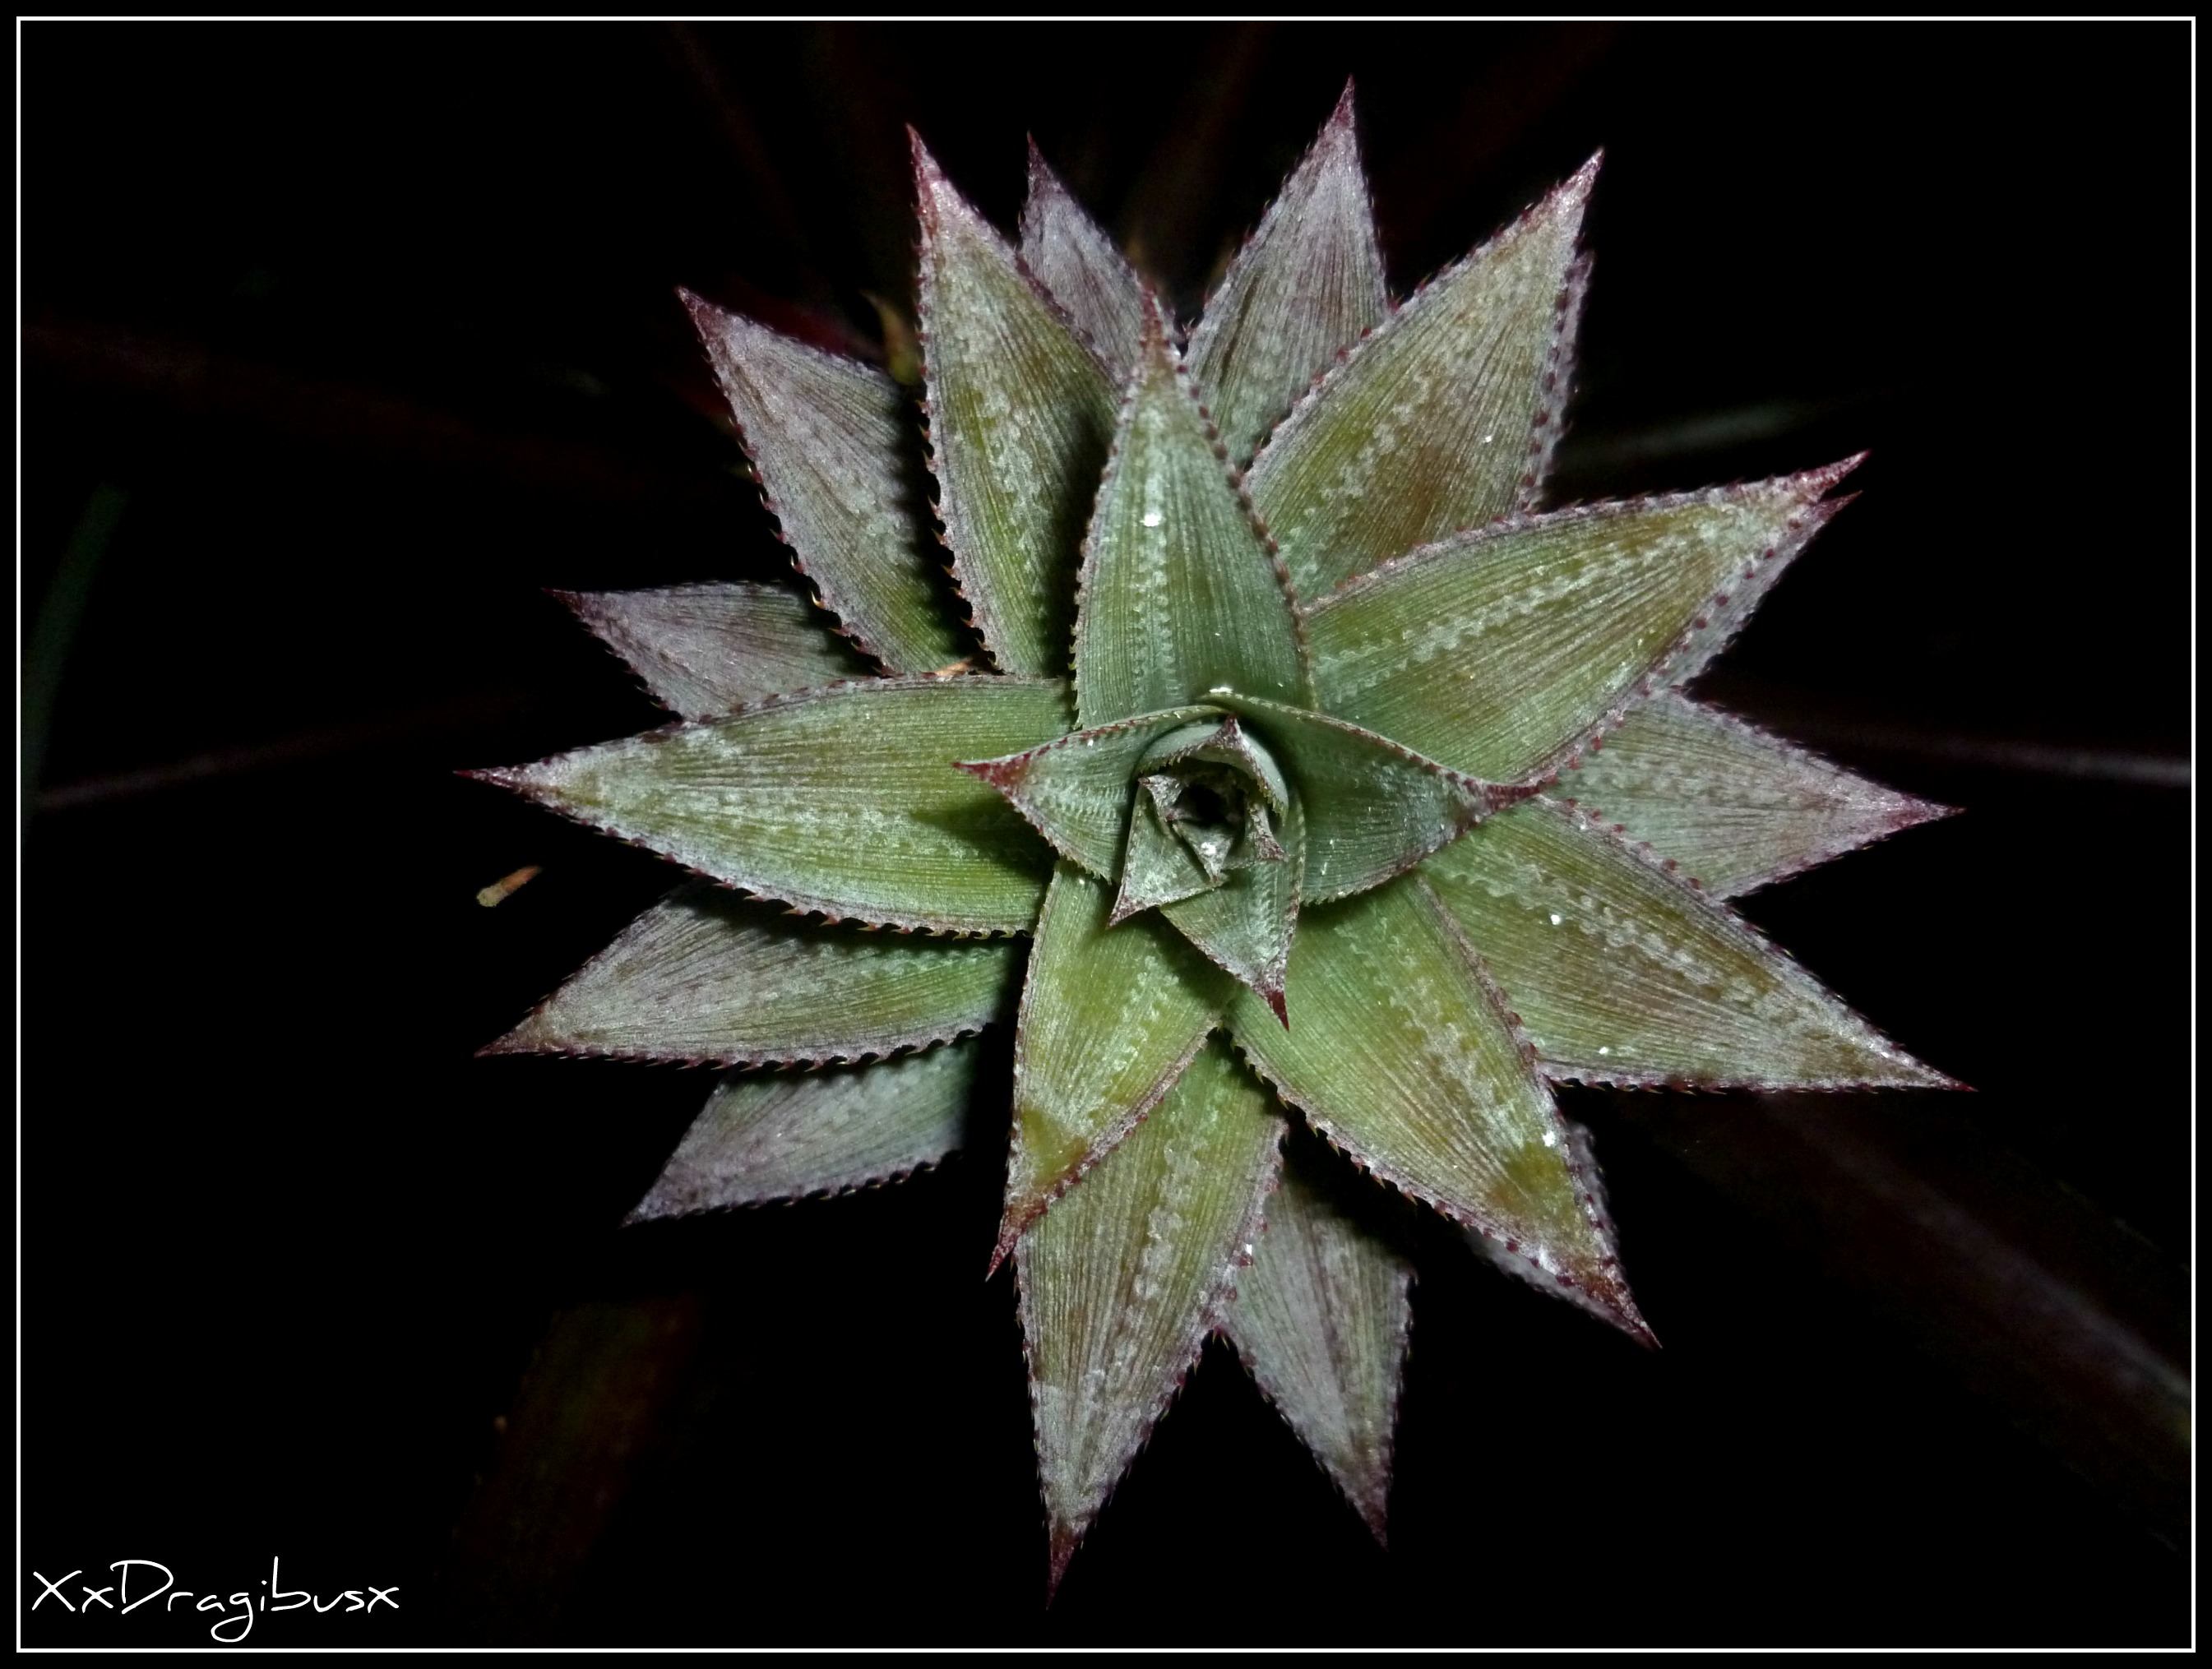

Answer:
[22,21,2190,1648]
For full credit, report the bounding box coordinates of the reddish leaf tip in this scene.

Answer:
[1044,1525,1081,1606]
[1580,1267,1659,1348]
[1800,451,1870,496]
[909,128,952,220]
[1132,286,1174,358]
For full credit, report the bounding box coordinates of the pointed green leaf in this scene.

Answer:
[1020,141,1145,380]
[483,884,1017,1066]
[1122,715,1293,904]
[1465,1117,1637,1330]
[1019,1035,1284,1597]
[1229,871,1644,1334]
[1221,1135,1412,1543]
[1187,81,1389,469]
[1247,157,1597,599]
[1422,797,1951,1089]
[1304,465,1860,784]
[1138,714,1289,809]
[558,582,869,719]
[998,864,1225,1266]
[1111,784,1219,918]
[1215,693,1529,903]
[1561,691,1953,896]
[959,704,1223,881]
[1072,297,1311,728]
[629,1038,984,1218]
[474,677,1070,934]
[685,293,967,673]
[915,136,1119,677]
[1161,793,1303,1024]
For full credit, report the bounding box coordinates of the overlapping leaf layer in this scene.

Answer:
[476,86,1951,1597]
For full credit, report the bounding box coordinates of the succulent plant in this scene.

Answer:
[472,85,1956,1598]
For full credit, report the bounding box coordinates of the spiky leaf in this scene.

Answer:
[630,1039,983,1218]
[1465,1117,1632,1329]
[559,582,868,719]
[1113,782,1222,918]
[1187,81,1389,469]
[1221,1136,1412,1542]
[1247,157,1596,599]
[685,294,967,673]
[484,884,1016,1066]
[476,677,1069,934]
[959,704,1223,881]
[998,865,1225,1265]
[1072,298,1310,728]
[1216,692,1525,902]
[915,136,1118,677]
[1228,871,1642,1335]
[1561,691,1952,896]
[1159,793,1303,1024]
[1020,142,1144,379]
[1019,1035,1284,1596]
[1422,798,1949,1089]
[1303,466,1858,784]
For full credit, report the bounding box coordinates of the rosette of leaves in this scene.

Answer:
[474,87,1955,1596]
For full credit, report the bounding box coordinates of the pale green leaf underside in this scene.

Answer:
[1422,798,1949,1089]
[1215,692,1509,903]
[629,1038,983,1218]
[561,582,868,719]
[1187,81,1388,470]
[1020,143,1145,381]
[1304,471,1850,784]
[1160,793,1303,1019]
[1562,691,1951,897]
[686,294,965,673]
[1221,1139,1411,1542]
[1001,864,1226,1263]
[1020,1034,1285,1594]
[961,705,1222,881]
[484,884,1017,1066]
[917,140,1118,677]
[480,677,1070,934]
[1228,871,1635,1321]
[1073,300,1309,728]
[1247,158,1594,601]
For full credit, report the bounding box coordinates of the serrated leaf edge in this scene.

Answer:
[1214,691,1540,903]
[1243,152,1601,498]
[1068,291,1314,719]
[1507,797,1964,1092]
[1020,1103,1288,1603]
[911,129,1119,676]
[956,703,1225,881]
[1556,696,1960,898]
[679,287,959,674]
[1306,459,1866,787]
[1224,875,1650,1342]
[464,674,1067,939]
